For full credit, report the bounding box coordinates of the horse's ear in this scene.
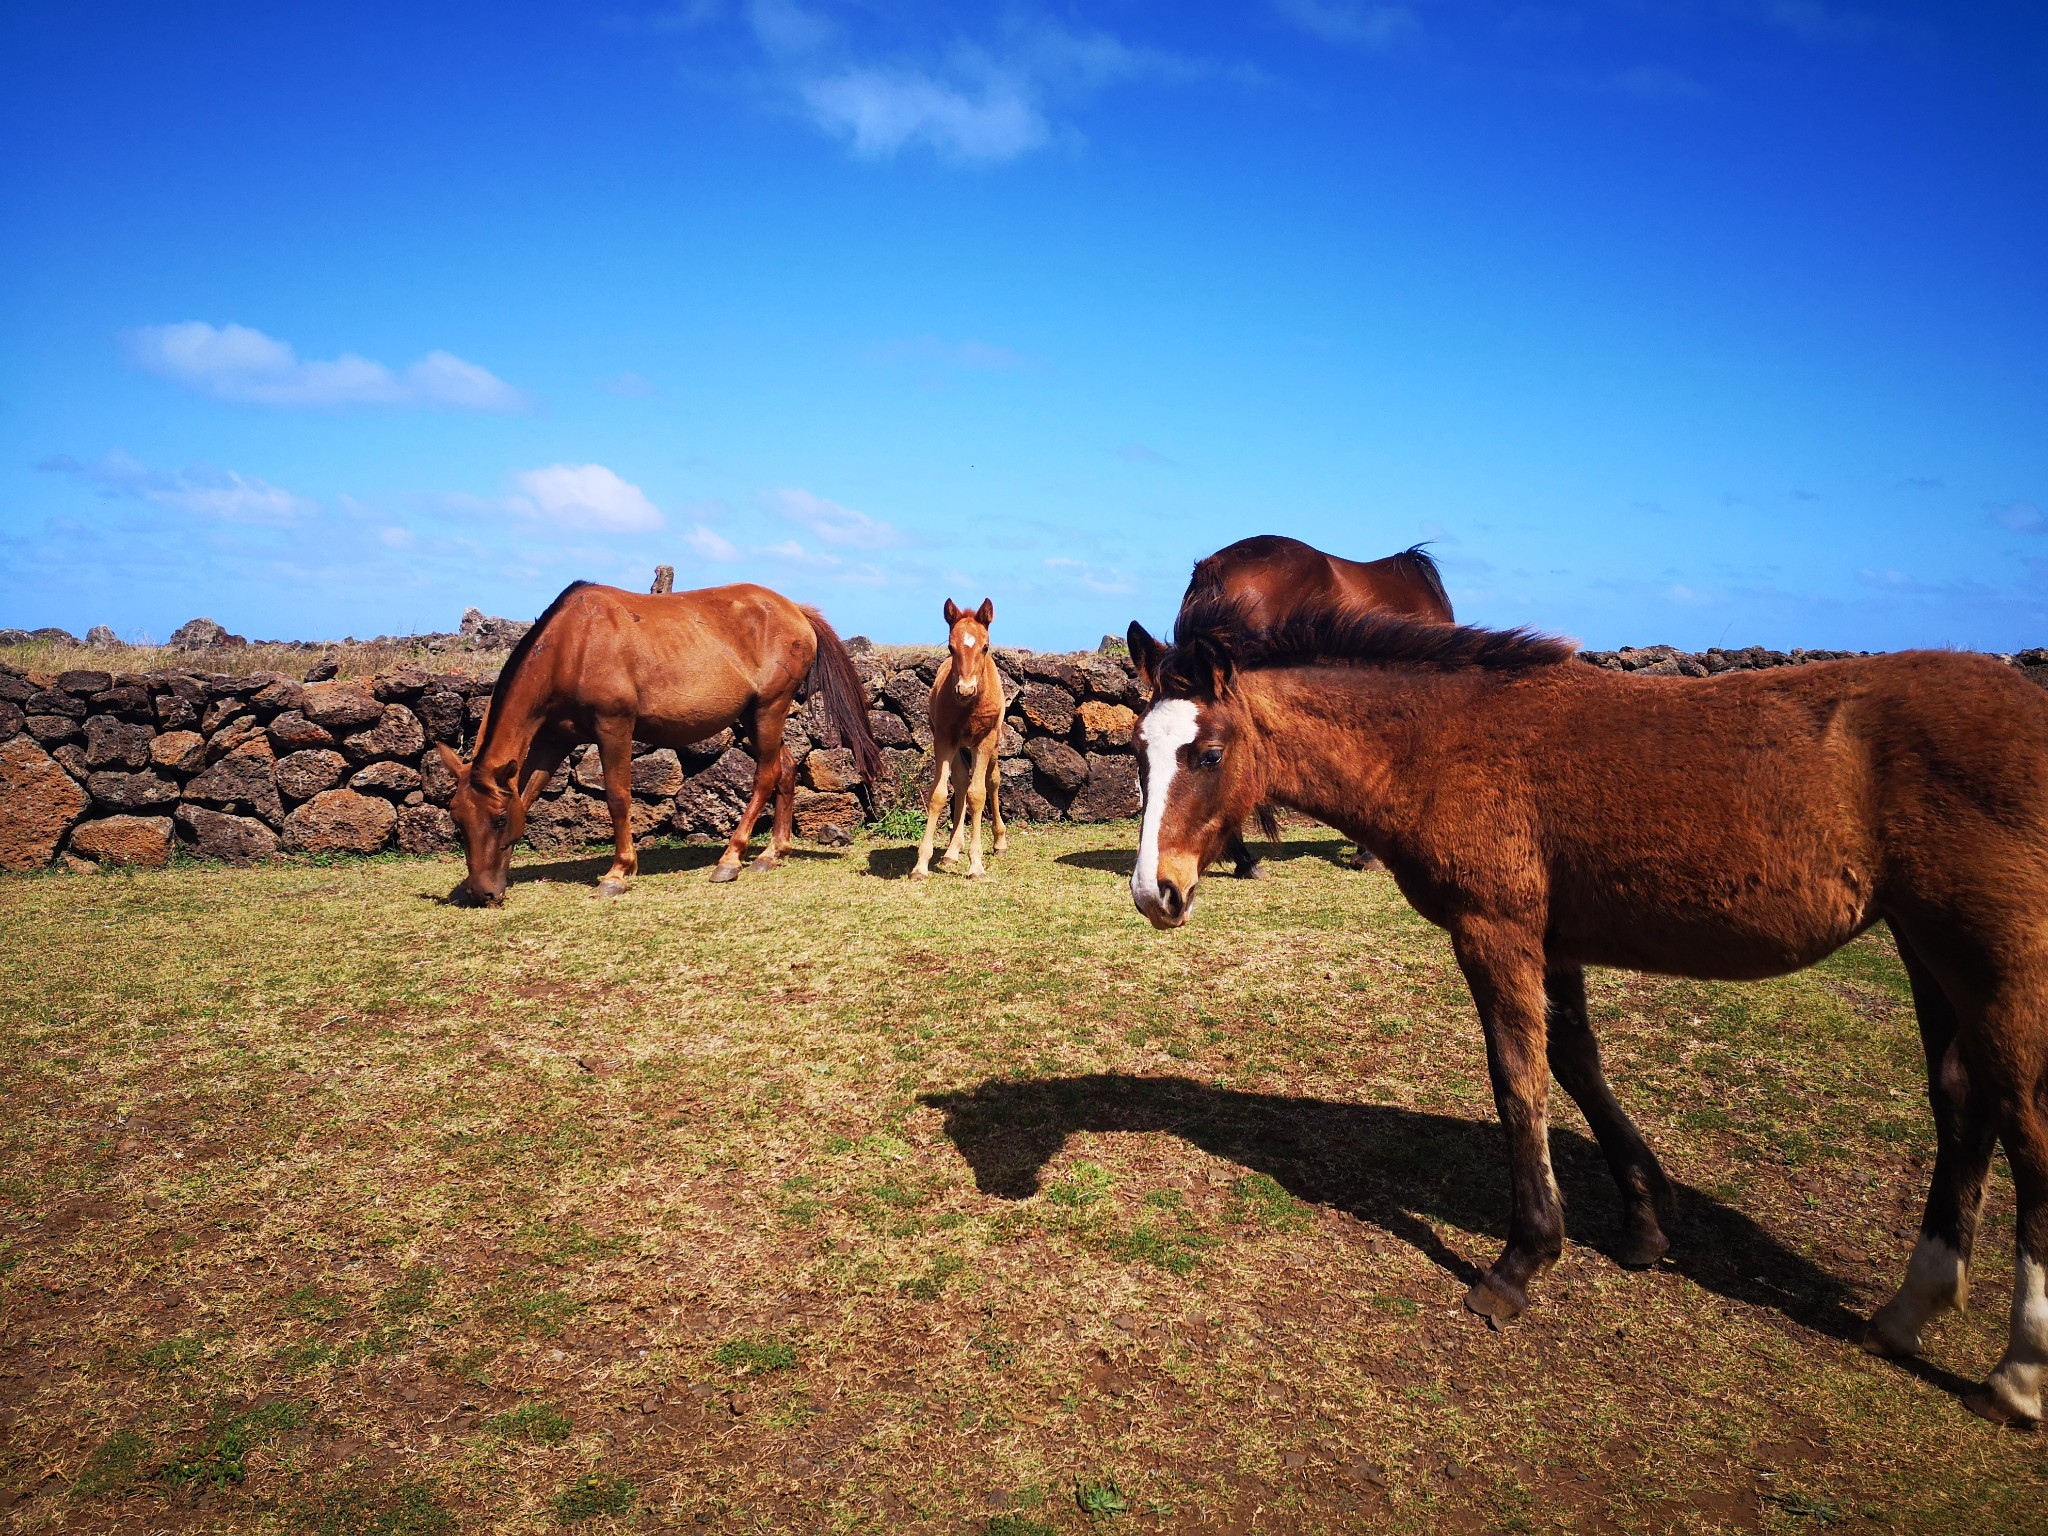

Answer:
[520,770,550,811]
[434,741,467,782]
[1127,621,1163,691]
[943,598,963,627]
[975,598,994,626]
[1187,633,1238,701]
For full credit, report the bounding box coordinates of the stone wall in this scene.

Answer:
[0,641,1149,873]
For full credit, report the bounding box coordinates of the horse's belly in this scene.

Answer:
[1550,872,1873,981]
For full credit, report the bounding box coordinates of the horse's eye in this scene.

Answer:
[1196,747,1223,769]
[491,814,509,831]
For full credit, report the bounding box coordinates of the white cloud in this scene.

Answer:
[686,523,742,561]
[38,449,316,527]
[1273,0,1418,49]
[765,486,900,549]
[511,464,665,533]
[120,322,531,411]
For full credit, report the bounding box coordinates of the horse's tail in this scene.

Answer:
[1390,544,1453,622]
[801,607,886,787]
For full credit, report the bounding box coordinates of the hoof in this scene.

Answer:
[993,839,1009,854]
[967,868,988,881]
[1614,1220,1671,1270]
[1347,850,1381,871]
[1233,863,1267,881]
[907,867,931,883]
[1464,1275,1526,1324]
[708,863,740,884]
[593,879,628,900]
[1963,1389,2041,1430]
[748,856,778,874]
[1855,1318,1918,1359]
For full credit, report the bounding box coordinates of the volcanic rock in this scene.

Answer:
[184,739,283,824]
[414,689,466,744]
[1076,700,1138,752]
[282,789,397,854]
[53,744,88,780]
[1067,753,1140,822]
[28,689,85,719]
[86,770,179,812]
[372,665,430,702]
[672,748,761,838]
[27,714,82,746]
[276,749,349,802]
[1017,684,1075,737]
[351,760,422,797]
[867,710,913,749]
[630,749,684,800]
[169,618,229,651]
[1024,737,1088,793]
[174,805,278,864]
[267,710,336,751]
[58,670,112,696]
[793,790,861,840]
[86,625,120,649]
[999,758,1059,823]
[67,815,173,869]
[299,681,384,731]
[0,701,21,741]
[84,716,155,771]
[0,736,91,870]
[150,731,208,774]
[396,804,459,855]
[801,747,863,794]
[343,704,425,761]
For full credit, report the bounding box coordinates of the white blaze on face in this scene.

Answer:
[1132,698,1201,909]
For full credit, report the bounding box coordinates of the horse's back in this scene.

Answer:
[1186,535,1451,627]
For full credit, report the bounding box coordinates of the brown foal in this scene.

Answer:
[911,598,1008,881]
[439,580,879,904]
[1179,535,1453,877]
[1126,598,2048,1425]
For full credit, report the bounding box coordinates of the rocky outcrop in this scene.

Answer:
[174,805,278,864]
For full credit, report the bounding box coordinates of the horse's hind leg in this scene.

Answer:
[987,747,1007,855]
[1862,927,1996,1359]
[768,748,795,861]
[712,710,784,883]
[1544,966,1675,1267]
[1225,829,1265,880]
[1976,1102,2048,1424]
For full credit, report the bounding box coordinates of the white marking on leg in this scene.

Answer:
[1985,1248,2048,1421]
[1131,698,1200,911]
[1868,1234,1968,1355]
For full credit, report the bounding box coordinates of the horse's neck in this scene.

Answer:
[477,673,551,778]
[1245,671,1428,832]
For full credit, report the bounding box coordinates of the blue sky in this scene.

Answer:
[2,2,2042,652]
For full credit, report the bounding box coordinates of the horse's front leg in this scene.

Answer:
[712,709,785,882]
[594,721,639,898]
[940,749,971,866]
[962,741,995,879]
[910,757,953,881]
[1452,921,1564,1323]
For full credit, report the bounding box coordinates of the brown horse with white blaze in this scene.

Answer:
[911,598,1008,881]
[1179,535,1452,877]
[440,581,880,904]
[1126,598,2048,1425]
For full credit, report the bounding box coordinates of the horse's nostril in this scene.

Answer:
[1159,879,1183,919]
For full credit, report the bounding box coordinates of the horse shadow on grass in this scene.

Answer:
[1055,837,1359,877]
[921,1073,1959,1379]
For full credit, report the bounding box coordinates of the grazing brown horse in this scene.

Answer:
[911,598,1008,881]
[1180,535,1452,877]
[1125,598,2048,1425]
[439,580,880,904]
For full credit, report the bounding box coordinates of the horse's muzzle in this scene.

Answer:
[1134,876,1195,930]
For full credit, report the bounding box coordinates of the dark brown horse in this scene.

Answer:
[1178,535,1453,876]
[1125,598,2048,1426]
[439,581,880,904]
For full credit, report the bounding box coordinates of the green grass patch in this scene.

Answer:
[552,1474,635,1522]
[481,1400,573,1445]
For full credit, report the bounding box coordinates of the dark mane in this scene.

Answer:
[1388,543,1452,619]
[1160,591,1574,694]
[472,580,593,763]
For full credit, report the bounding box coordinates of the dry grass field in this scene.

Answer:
[3,822,2046,1535]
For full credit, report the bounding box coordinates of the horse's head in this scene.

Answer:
[943,598,996,701]
[1125,619,1262,929]
[436,743,532,907]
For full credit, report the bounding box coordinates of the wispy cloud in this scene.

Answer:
[121,322,531,411]
[597,371,664,398]
[38,449,316,526]
[734,1,1219,164]
[685,523,742,561]
[1045,554,1134,594]
[1989,501,2045,535]
[1272,0,1419,50]
[1114,443,1171,465]
[509,464,665,533]
[765,486,900,549]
